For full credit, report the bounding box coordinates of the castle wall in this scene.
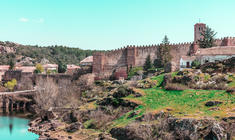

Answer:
[169,43,192,71]
[214,37,235,46]
[92,23,235,80]
[135,45,159,66]
[93,42,192,79]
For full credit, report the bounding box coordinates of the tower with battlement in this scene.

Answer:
[92,23,235,80]
[193,23,206,53]
[194,23,206,43]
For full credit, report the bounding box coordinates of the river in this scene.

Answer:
[0,116,39,140]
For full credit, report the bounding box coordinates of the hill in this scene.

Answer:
[0,41,94,65]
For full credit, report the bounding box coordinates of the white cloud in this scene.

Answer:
[19,17,29,22]
[19,17,45,23]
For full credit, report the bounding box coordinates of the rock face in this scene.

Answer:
[110,117,235,140]
[205,101,223,107]
[65,122,83,133]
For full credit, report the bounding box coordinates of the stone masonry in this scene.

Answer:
[93,23,235,80]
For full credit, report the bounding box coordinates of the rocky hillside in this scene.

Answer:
[201,57,235,73]
[29,70,235,140]
[0,41,94,65]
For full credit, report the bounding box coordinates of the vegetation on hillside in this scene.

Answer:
[114,73,235,127]
[0,41,94,65]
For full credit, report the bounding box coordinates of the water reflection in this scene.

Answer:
[0,115,39,140]
[9,123,13,134]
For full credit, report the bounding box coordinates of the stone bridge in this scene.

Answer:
[0,90,36,113]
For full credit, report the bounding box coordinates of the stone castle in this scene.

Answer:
[93,23,235,80]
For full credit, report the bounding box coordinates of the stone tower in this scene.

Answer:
[193,23,206,54]
[194,23,206,43]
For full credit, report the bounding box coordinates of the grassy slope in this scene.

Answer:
[113,73,235,127]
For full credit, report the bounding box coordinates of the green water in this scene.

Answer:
[0,116,39,140]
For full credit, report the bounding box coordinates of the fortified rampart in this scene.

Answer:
[92,39,235,80]
[215,37,235,46]
[93,42,193,80]
[92,22,235,80]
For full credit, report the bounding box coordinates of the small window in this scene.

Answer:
[199,27,201,31]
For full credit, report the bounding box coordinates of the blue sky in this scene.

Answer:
[0,0,235,50]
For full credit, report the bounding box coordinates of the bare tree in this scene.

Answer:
[34,77,59,110]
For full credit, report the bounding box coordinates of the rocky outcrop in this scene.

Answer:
[110,116,235,140]
[201,57,235,73]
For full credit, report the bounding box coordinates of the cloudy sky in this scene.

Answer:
[0,0,235,50]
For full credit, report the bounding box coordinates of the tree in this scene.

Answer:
[4,79,17,91]
[191,60,201,69]
[58,61,67,73]
[154,59,162,68]
[144,55,153,71]
[34,64,44,73]
[199,26,217,48]
[157,35,172,67]
[8,59,15,70]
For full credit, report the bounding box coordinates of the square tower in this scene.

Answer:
[194,23,206,43]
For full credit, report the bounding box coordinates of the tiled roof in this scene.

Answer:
[181,56,196,61]
[80,56,93,63]
[0,65,9,71]
[43,64,58,68]
[16,66,36,73]
[67,64,81,69]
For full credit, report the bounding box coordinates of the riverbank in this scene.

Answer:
[28,71,235,139]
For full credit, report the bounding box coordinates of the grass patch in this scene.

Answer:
[228,75,235,88]
[151,74,164,87]
[113,105,145,127]
[112,74,235,127]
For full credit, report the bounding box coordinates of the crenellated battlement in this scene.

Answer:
[94,41,194,56]
[93,22,235,80]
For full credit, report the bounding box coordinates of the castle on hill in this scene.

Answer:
[92,23,235,80]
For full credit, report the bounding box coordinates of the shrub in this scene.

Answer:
[4,79,17,91]
[191,60,201,69]
[128,67,143,79]
[137,78,158,89]
[34,63,44,73]
[165,83,188,91]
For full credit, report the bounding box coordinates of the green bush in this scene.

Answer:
[191,60,201,69]
[128,67,143,79]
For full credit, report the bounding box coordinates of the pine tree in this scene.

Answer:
[58,61,67,73]
[144,55,153,71]
[157,35,172,67]
[9,59,15,70]
[199,26,217,48]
